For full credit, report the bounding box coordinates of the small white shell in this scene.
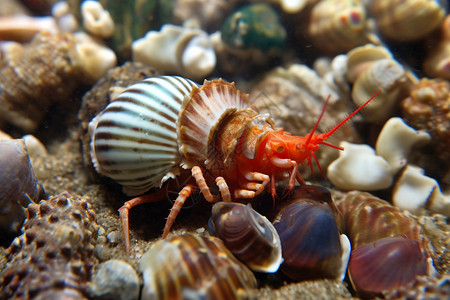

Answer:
[89,76,198,196]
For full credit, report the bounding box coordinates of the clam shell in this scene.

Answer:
[274,186,344,280]
[139,234,257,300]
[348,236,429,297]
[89,76,197,196]
[210,202,283,273]
[177,79,250,169]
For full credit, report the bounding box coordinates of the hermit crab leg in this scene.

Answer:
[119,188,168,255]
[162,185,196,239]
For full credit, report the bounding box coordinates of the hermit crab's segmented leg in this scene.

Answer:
[162,185,196,239]
[119,188,168,255]
[271,157,305,187]
[215,177,231,202]
[191,166,232,202]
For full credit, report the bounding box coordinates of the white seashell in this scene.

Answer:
[351,58,407,123]
[327,141,393,191]
[81,0,115,38]
[375,117,431,174]
[345,44,392,83]
[132,24,216,81]
[393,164,450,216]
[89,76,198,196]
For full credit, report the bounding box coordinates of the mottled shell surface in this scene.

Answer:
[274,186,344,280]
[371,0,446,41]
[0,139,45,232]
[0,193,99,299]
[348,236,429,298]
[336,191,430,253]
[210,202,283,273]
[89,76,198,196]
[177,79,250,169]
[308,0,370,54]
[139,234,257,300]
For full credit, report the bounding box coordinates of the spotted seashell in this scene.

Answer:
[308,0,371,54]
[273,186,345,281]
[0,139,45,233]
[371,0,446,41]
[0,193,99,299]
[209,202,282,273]
[139,234,257,300]
[89,76,198,196]
[348,236,429,298]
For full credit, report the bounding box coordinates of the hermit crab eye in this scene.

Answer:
[276,145,285,153]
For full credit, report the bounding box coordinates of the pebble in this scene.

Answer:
[89,259,140,300]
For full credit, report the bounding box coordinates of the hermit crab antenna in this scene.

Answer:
[304,95,332,147]
[322,90,382,139]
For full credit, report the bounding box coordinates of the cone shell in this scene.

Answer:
[348,236,429,298]
[139,234,257,300]
[177,79,250,169]
[274,186,344,280]
[89,76,198,196]
[210,202,283,273]
[371,0,446,41]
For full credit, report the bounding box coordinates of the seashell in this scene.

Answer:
[401,78,450,163]
[375,117,431,174]
[336,191,431,253]
[132,24,216,81]
[273,186,348,280]
[351,58,408,123]
[307,0,372,54]
[89,75,198,196]
[81,0,115,38]
[209,202,282,273]
[423,15,450,80]
[220,3,286,53]
[0,15,59,42]
[0,139,45,233]
[370,0,446,42]
[276,0,317,14]
[327,141,393,191]
[345,43,392,83]
[0,193,99,299]
[177,78,251,170]
[139,234,257,300]
[347,236,429,298]
[393,164,450,217]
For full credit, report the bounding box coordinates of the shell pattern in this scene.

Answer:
[0,193,99,299]
[89,75,198,196]
[139,234,257,300]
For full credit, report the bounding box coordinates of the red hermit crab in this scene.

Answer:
[88,75,379,254]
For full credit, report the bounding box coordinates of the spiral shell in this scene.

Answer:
[371,0,446,41]
[139,234,257,300]
[1,193,99,299]
[209,202,282,273]
[308,0,371,54]
[89,76,198,196]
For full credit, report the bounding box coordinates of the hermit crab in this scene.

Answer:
[88,75,379,254]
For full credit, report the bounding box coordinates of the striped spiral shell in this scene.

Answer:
[89,76,198,196]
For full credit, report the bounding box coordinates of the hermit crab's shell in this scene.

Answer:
[177,79,251,169]
[89,76,198,196]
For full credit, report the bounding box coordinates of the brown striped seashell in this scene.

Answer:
[210,202,283,273]
[370,0,446,41]
[336,191,433,255]
[308,0,372,54]
[139,234,257,300]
